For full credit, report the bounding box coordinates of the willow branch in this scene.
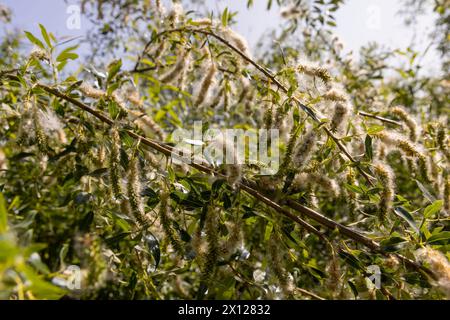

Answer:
[135,27,374,186]
[359,111,403,126]
[36,83,431,278]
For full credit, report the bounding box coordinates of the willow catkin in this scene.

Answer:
[220,27,252,61]
[155,0,165,17]
[159,192,183,254]
[290,172,340,197]
[373,162,395,219]
[194,62,217,107]
[437,123,450,161]
[292,128,317,171]
[225,164,242,187]
[280,4,307,20]
[126,157,148,228]
[125,87,142,107]
[201,206,219,283]
[297,60,332,86]
[279,125,301,175]
[86,235,107,289]
[128,109,166,141]
[391,106,419,142]
[0,148,6,171]
[376,131,431,182]
[415,247,450,298]
[326,256,341,295]
[95,145,106,167]
[444,174,450,215]
[220,220,242,257]
[208,85,224,109]
[79,82,105,99]
[322,88,348,103]
[29,47,49,62]
[160,49,190,84]
[263,104,274,129]
[109,128,122,199]
[330,102,350,133]
[37,108,66,144]
[345,169,358,213]
[268,234,294,297]
[238,76,251,104]
[32,104,48,153]
[111,91,129,114]
[167,2,184,25]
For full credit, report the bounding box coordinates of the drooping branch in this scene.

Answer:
[35,83,431,278]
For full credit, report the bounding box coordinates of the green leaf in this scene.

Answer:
[394,207,419,233]
[415,179,436,203]
[20,265,67,300]
[222,7,229,27]
[56,49,78,62]
[367,125,385,135]
[264,222,273,242]
[423,200,443,218]
[380,235,407,252]
[56,61,68,71]
[24,31,45,49]
[0,192,8,233]
[427,231,450,245]
[107,59,122,83]
[39,24,52,48]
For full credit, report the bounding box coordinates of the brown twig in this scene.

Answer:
[359,111,403,126]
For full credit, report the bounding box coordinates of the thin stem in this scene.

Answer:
[359,111,403,126]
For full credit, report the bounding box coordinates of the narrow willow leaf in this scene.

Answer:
[0,192,8,233]
[24,31,45,49]
[39,24,51,48]
[394,207,419,234]
[423,200,443,218]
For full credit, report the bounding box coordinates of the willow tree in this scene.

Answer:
[0,0,448,300]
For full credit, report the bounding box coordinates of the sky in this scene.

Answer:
[0,0,440,73]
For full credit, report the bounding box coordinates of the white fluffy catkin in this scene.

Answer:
[79,82,105,99]
[126,157,149,228]
[330,102,350,133]
[297,60,332,86]
[293,128,317,171]
[415,247,450,298]
[391,106,419,142]
[220,27,252,61]
[194,62,217,107]
[373,162,395,219]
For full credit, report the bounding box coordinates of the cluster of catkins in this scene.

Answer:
[94,1,450,297]
[15,100,66,157]
[15,0,448,298]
